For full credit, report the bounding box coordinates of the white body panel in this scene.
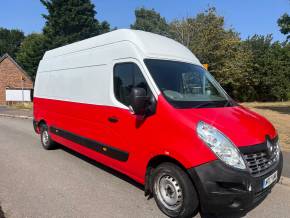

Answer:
[34,29,202,108]
[6,89,31,102]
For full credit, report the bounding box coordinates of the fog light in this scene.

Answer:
[230,200,241,208]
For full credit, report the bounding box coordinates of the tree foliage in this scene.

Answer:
[169,8,254,101]
[278,13,290,40]
[13,0,111,80]
[132,7,290,102]
[16,33,47,80]
[131,8,170,36]
[40,0,110,49]
[243,35,290,101]
[0,28,25,58]
[1,3,289,101]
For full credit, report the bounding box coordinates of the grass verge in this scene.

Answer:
[242,101,290,151]
[8,102,33,110]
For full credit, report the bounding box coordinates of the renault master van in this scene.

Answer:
[33,29,283,218]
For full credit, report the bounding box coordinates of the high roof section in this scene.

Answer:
[43,29,201,65]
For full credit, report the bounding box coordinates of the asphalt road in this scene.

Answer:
[0,117,290,218]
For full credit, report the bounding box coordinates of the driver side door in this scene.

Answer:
[105,60,155,175]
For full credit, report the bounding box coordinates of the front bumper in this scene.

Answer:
[188,152,283,217]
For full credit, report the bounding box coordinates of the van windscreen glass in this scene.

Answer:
[144,59,235,109]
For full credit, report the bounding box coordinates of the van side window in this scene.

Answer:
[114,63,150,106]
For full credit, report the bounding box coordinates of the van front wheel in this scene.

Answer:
[40,124,55,150]
[152,163,199,218]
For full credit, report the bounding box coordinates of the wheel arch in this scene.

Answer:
[38,119,46,126]
[144,155,197,198]
[34,119,47,134]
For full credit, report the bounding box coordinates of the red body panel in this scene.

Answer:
[179,105,277,147]
[33,95,276,184]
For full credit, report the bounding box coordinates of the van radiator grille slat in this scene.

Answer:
[240,137,279,177]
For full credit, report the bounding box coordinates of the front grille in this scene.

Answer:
[243,151,278,176]
[240,136,279,176]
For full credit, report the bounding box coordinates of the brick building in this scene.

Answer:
[0,54,33,105]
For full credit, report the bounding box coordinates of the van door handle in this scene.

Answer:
[108,116,119,123]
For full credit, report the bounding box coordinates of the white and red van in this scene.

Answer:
[33,29,283,218]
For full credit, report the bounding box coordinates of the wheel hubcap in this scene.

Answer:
[42,130,49,146]
[155,175,183,211]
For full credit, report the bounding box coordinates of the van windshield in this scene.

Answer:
[144,59,235,109]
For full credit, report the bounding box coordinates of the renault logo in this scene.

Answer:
[266,139,274,157]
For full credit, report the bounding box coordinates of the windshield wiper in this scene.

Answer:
[194,100,234,109]
[194,102,215,108]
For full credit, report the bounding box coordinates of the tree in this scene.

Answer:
[278,13,290,40]
[131,7,170,36]
[244,35,290,101]
[131,7,290,101]
[170,18,195,48]
[169,8,254,101]
[16,33,47,80]
[40,0,110,49]
[0,28,25,58]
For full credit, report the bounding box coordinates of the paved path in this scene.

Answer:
[0,116,289,218]
[282,151,290,178]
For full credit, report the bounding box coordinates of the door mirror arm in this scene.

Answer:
[145,95,157,116]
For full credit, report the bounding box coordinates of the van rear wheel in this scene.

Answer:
[40,124,55,150]
[152,162,199,218]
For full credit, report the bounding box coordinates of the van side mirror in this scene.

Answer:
[129,88,148,115]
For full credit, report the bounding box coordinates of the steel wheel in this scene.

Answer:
[42,129,49,147]
[154,174,183,211]
[40,123,56,150]
[152,163,199,218]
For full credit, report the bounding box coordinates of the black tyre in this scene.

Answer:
[152,162,199,218]
[40,123,55,150]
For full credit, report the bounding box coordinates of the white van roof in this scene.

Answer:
[43,29,201,65]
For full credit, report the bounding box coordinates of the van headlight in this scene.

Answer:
[275,139,281,161]
[197,121,246,170]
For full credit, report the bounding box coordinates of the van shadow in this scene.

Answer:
[58,145,144,192]
[254,106,290,115]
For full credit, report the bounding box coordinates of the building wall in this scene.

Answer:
[0,57,33,105]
